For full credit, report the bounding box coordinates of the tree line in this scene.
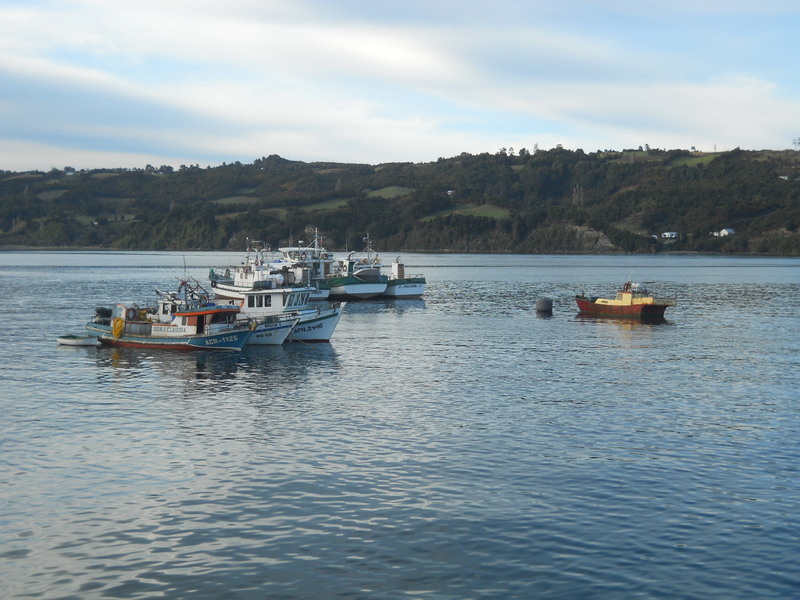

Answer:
[1,147,798,254]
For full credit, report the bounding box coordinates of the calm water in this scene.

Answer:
[1,251,799,600]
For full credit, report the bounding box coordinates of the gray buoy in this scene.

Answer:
[535,297,553,313]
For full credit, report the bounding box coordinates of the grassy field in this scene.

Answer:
[424,203,510,221]
[668,153,720,167]
[212,196,261,205]
[302,198,351,210]
[368,186,414,199]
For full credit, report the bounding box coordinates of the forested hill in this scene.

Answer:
[1,147,799,254]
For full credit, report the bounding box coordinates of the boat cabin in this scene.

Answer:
[272,246,336,287]
[111,297,241,337]
[217,287,313,318]
[334,254,384,281]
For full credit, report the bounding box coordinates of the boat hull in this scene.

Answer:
[57,335,100,346]
[575,296,670,318]
[308,288,330,301]
[323,277,387,300]
[247,317,297,345]
[288,306,342,342]
[89,322,252,351]
[382,278,426,298]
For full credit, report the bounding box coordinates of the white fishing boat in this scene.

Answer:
[268,229,335,300]
[209,240,286,294]
[216,288,342,343]
[381,257,426,298]
[210,242,343,343]
[321,233,388,300]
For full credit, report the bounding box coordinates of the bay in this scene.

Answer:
[1,251,799,599]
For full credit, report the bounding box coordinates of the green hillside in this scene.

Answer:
[1,148,799,254]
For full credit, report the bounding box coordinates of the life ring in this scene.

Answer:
[126,307,137,320]
[300,253,307,261]
[322,253,328,259]
[112,317,125,338]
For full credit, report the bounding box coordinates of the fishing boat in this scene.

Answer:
[166,278,297,346]
[210,243,342,343]
[381,257,426,298]
[575,281,677,318]
[215,288,342,343]
[320,233,388,300]
[210,240,298,296]
[268,231,335,300]
[87,280,254,351]
[57,334,100,346]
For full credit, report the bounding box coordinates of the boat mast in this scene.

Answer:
[363,233,373,260]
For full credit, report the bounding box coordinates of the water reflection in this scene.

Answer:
[93,343,342,394]
[574,314,670,327]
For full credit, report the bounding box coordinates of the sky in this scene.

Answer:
[1,0,799,171]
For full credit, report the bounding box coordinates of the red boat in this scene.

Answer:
[575,281,676,318]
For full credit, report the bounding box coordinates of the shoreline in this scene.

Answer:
[2,245,797,257]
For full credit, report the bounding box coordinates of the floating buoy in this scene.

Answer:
[535,297,553,313]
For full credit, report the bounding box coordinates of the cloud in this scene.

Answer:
[0,0,798,170]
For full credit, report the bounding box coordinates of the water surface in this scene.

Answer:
[1,252,799,599]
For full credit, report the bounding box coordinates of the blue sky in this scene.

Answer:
[1,0,799,171]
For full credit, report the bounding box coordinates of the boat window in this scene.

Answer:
[257,296,263,307]
[248,296,255,308]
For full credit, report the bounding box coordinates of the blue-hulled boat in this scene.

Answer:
[87,280,254,351]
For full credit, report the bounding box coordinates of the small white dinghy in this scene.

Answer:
[57,334,100,347]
